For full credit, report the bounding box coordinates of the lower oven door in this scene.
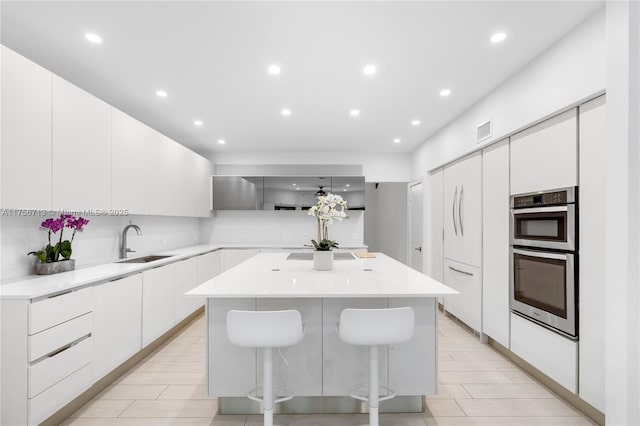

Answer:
[510,248,577,338]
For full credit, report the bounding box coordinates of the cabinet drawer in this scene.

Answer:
[444,259,482,331]
[29,363,93,426]
[29,287,93,334]
[29,312,92,362]
[29,336,92,397]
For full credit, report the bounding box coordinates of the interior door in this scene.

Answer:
[409,181,424,272]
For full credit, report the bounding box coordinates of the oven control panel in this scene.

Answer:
[512,188,575,208]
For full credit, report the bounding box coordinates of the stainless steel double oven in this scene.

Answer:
[510,187,578,339]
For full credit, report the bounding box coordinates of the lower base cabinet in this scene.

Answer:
[444,259,482,332]
[93,274,143,380]
[142,263,177,346]
[510,313,577,393]
[175,257,202,322]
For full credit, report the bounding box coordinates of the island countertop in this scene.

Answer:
[187,252,457,298]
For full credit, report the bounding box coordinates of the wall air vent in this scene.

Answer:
[477,119,492,143]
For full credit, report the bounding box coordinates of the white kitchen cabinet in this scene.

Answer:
[427,168,444,283]
[578,95,606,411]
[52,75,111,210]
[175,257,202,321]
[222,249,260,271]
[148,132,177,216]
[142,263,177,346]
[111,108,153,214]
[443,151,482,268]
[322,298,389,396]
[1,46,52,210]
[482,139,510,348]
[174,145,213,217]
[444,259,481,331]
[388,297,437,395]
[197,250,222,283]
[257,298,323,395]
[92,274,143,380]
[511,313,577,393]
[510,108,577,195]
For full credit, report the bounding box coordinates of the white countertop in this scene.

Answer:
[0,244,367,300]
[187,252,456,298]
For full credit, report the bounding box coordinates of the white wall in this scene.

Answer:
[410,8,605,177]
[201,210,363,248]
[1,215,200,281]
[210,151,411,182]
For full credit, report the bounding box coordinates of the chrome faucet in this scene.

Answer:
[120,222,142,259]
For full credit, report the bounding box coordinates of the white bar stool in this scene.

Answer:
[337,307,415,426]
[226,309,304,426]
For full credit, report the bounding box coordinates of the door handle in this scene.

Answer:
[448,265,473,276]
[414,247,422,252]
[459,184,464,237]
[452,186,458,236]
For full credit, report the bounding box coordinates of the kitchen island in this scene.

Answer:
[187,252,457,414]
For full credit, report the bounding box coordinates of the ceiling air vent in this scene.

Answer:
[477,119,492,143]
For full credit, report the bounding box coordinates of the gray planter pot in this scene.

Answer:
[35,259,75,275]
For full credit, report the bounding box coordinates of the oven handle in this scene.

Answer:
[512,206,569,214]
[513,248,570,260]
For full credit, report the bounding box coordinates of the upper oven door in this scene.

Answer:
[511,205,576,251]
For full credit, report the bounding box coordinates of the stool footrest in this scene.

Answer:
[247,386,294,405]
[348,385,397,403]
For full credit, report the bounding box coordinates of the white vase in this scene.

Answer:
[313,250,334,271]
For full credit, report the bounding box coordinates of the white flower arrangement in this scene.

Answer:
[308,193,349,250]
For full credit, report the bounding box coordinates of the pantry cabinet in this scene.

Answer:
[481,139,510,347]
[52,75,112,211]
[1,46,52,210]
[443,151,482,268]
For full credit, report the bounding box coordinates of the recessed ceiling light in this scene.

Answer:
[193,120,203,126]
[217,139,226,145]
[156,90,168,98]
[491,32,507,43]
[296,188,300,191]
[292,183,297,186]
[363,64,377,75]
[85,33,102,44]
[268,64,281,75]
[393,138,401,144]
[439,89,451,97]
[343,189,347,192]
[281,109,291,116]
[350,109,360,117]
[411,120,421,126]
[346,184,350,187]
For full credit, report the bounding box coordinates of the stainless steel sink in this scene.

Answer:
[118,255,174,263]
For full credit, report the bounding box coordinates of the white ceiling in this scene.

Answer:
[1,1,603,156]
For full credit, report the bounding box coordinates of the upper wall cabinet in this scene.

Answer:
[174,144,212,217]
[112,109,153,215]
[213,176,365,211]
[510,109,577,195]
[1,46,52,210]
[148,133,178,216]
[52,75,112,210]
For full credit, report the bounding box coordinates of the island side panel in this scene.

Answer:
[322,298,389,396]
[389,297,438,395]
[256,298,323,395]
[208,298,257,397]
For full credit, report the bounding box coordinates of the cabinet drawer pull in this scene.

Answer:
[48,342,73,358]
[448,266,473,276]
[48,290,73,299]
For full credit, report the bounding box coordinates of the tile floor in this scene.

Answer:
[61,312,597,426]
